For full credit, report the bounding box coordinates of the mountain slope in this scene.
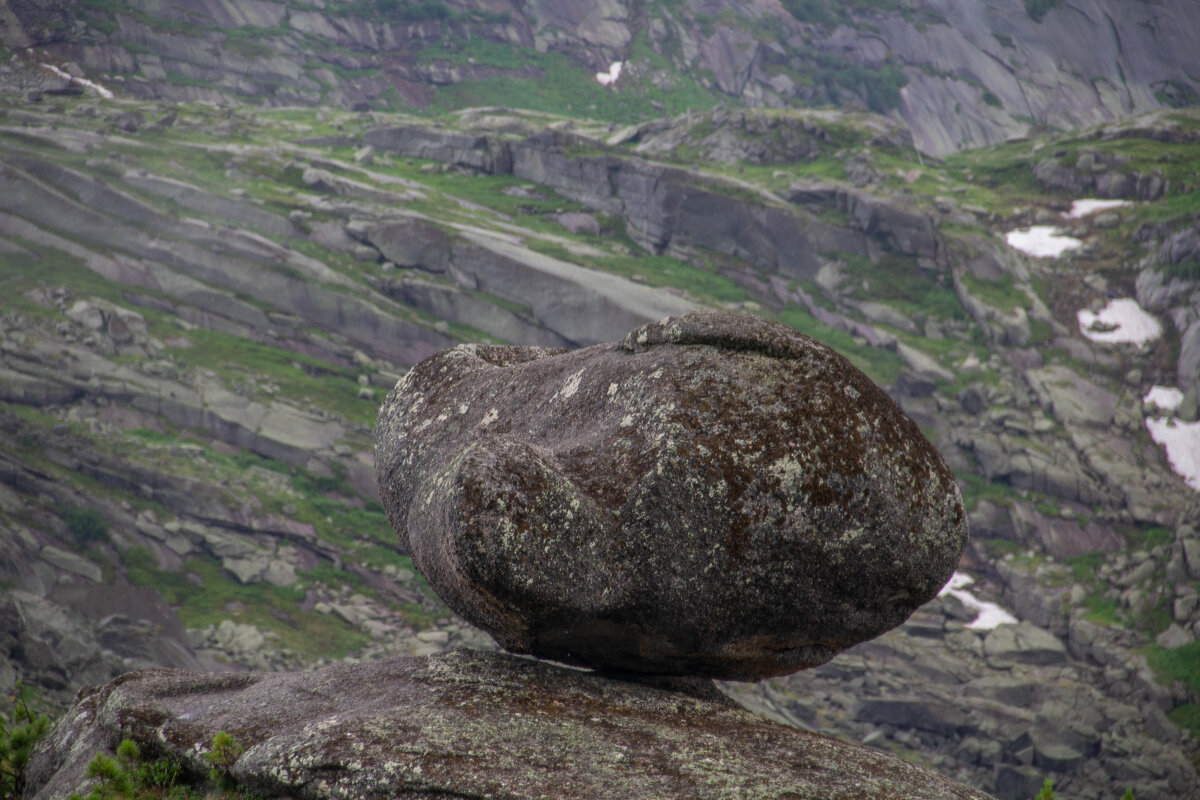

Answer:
[2,87,1200,797]
[1,0,1198,153]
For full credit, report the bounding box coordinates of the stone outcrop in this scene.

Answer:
[633,107,915,165]
[23,649,994,800]
[366,124,877,277]
[364,215,698,347]
[376,311,967,680]
[0,158,453,369]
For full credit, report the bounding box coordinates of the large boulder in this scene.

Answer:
[376,311,967,680]
[23,650,994,800]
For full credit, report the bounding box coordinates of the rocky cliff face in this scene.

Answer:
[2,0,1197,154]
[2,82,1200,798]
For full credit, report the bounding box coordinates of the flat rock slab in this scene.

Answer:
[376,311,967,679]
[25,650,995,800]
[982,621,1068,668]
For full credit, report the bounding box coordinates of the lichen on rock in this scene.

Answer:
[22,650,995,800]
[376,310,968,680]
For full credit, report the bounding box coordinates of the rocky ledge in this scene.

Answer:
[24,649,993,800]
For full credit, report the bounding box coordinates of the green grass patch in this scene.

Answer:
[166,327,375,427]
[1146,641,1200,696]
[1132,526,1174,550]
[222,26,288,58]
[1139,592,1174,636]
[422,34,725,124]
[0,237,151,314]
[295,489,395,549]
[776,304,904,386]
[959,272,1030,314]
[370,158,588,217]
[124,548,369,659]
[1083,594,1121,626]
[1168,703,1200,735]
[981,537,1023,558]
[1064,551,1105,583]
[127,427,178,445]
[834,250,966,321]
[956,472,1020,512]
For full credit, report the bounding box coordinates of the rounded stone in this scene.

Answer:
[375,311,967,680]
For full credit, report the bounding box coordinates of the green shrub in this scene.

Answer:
[70,733,241,800]
[85,754,133,798]
[205,731,243,789]
[813,53,908,113]
[0,694,52,800]
[61,504,109,546]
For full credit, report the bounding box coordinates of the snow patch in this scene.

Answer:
[1144,385,1184,413]
[1067,199,1130,218]
[595,61,622,87]
[1005,226,1082,258]
[42,63,113,99]
[938,572,1018,631]
[1076,298,1161,346]
[1146,417,1200,491]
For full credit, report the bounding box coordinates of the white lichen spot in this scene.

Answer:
[637,330,649,344]
[557,368,586,401]
[458,403,469,415]
[607,382,619,397]
[768,456,806,487]
[621,414,635,427]
[435,413,449,423]
[838,527,864,544]
[649,368,663,380]
[843,384,860,401]
[480,408,499,427]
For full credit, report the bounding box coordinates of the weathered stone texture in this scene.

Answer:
[376,311,967,680]
[23,650,995,800]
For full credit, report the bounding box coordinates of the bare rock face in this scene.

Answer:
[376,311,967,680]
[0,0,73,48]
[23,650,994,800]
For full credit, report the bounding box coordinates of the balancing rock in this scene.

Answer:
[376,311,967,680]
